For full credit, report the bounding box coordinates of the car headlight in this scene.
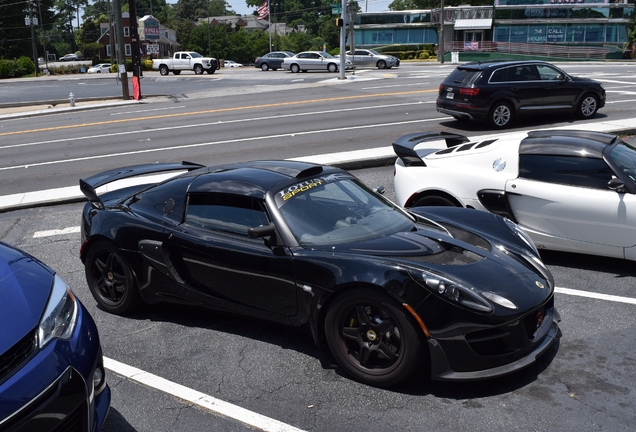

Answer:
[503,217,539,256]
[409,270,492,313]
[37,274,78,349]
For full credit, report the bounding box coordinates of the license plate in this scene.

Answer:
[446,92,454,99]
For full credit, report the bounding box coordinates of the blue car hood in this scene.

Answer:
[0,247,52,354]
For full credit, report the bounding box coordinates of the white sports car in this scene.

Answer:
[393,129,636,261]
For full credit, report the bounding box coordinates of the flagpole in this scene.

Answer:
[268,0,272,52]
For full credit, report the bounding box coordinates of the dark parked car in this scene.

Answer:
[436,60,605,128]
[254,51,295,71]
[79,160,559,387]
[0,241,110,431]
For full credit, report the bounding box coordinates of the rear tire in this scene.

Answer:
[159,65,169,76]
[488,101,513,129]
[328,63,338,73]
[412,195,459,207]
[85,241,140,315]
[290,64,300,73]
[325,289,424,387]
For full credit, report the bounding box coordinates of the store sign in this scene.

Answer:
[143,17,160,40]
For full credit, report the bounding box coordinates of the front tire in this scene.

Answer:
[325,289,424,387]
[488,101,513,129]
[159,65,169,76]
[577,94,599,119]
[261,63,269,71]
[85,241,140,315]
[377,60,387,69]
[194,64,203,74]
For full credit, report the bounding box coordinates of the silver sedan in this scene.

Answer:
[282,51,351,73]
[340,49,399,69]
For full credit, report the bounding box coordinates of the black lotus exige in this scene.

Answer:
[79,160,559,387]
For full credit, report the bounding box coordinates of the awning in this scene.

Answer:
[454,19,493,30]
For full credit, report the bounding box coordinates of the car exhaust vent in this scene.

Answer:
[437,223,491,252]
[456,143,475,152]
[393,245,483,266]
[475,139,497,149]
[435,147,457,155]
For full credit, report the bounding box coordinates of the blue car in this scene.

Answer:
[0,241,110,431]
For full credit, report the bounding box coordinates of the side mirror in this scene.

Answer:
[247,224,276,239]
[608,176,626,193]
[373,185,385,195]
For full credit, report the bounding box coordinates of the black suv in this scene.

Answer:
[436,60,606,128]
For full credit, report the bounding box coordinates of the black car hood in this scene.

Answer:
[0,247,52,354]
[307,225,551,310]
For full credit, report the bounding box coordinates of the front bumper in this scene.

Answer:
[428,304,560,381]
[0,302,110,432]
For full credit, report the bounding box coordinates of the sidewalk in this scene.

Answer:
[1,95,635,213]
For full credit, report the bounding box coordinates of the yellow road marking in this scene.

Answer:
[0,89,437,138]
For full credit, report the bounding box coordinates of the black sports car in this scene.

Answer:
[79,160,559,387]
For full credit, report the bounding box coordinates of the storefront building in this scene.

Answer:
[354,1,634,58]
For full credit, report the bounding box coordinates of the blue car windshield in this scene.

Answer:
[275,174,415,246]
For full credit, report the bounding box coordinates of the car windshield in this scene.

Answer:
[321,52,335,59]
[368,49,381,55]
[190,52,203,58]
[607,140,636,187]
[275,173,415,246]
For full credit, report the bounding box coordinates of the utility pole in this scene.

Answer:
[28,1,39,75]
[439,0,445,64]
[338,0,346,79]
[112,0,130,99]
[129,0,142,100]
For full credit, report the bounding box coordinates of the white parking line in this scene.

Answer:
[103,357,306,432]
[33,226,81,237]
[555,287,636,305]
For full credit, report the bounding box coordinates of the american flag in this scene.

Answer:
[257,0,269,20]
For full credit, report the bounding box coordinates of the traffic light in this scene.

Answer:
[335,18,343,27]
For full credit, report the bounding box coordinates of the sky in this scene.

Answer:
[222,0,394,16]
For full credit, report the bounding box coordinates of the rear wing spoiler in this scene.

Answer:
[79,161,205,209]
[393,132,470,167]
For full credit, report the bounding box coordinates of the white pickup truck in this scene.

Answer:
[152,52,219,75]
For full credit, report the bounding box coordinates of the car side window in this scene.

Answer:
[185,193,269,236]
[298,53,309,58]
[537,64,563,80]
[519,155,614,189]
[490,67,511,83]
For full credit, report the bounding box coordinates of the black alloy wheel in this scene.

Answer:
[325,289,424,387]
[85,241,140,315]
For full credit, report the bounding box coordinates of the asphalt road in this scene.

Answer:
[1,63,636,431]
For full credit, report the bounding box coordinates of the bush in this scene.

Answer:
[16,56,35,75]
[141,58,153,71]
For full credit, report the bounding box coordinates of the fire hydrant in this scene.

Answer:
[68,92,76,107]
